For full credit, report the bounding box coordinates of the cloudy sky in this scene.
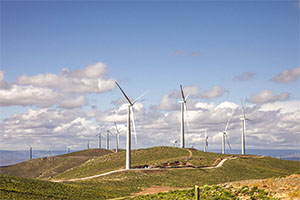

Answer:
[1,1,299,151]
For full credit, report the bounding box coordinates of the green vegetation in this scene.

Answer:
[55,146,190,179]
[1,147,299,199]
[0,149,112,179]
[124,184,278,200]
[0,175,112,200]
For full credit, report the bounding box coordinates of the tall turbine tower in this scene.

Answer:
[179,85,190,148]
[221,111,233,154]
[106,130,111,150]
[29,145,32,160]
[114,122,121,152]
[115,82,148,170]
[87,140,90,150]
[240,100,250,155]
[96,126,102,149]
[204,129,208,152]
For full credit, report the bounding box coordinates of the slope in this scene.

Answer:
[0,149,112,179]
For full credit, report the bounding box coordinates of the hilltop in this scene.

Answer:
[0,148,112,179]
[0,146,299,199]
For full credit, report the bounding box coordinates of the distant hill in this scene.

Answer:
[0,148,112,179]
[0,146,299,199]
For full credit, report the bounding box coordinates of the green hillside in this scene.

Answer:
[0,149,112,179]
[1,147,299,199]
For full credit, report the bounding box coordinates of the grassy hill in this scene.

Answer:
[0,149,112,179]
[1,147,299,199]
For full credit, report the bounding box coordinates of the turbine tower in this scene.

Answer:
[114,122,121,152]
[240,100,250,155]
[87,140,90,150]
[29,145,32,160]
[115,81,148,170]
[96,126,102,149]
[204,129,208,152]
[106,130,111,150]
[179,85,190,148]
[221,111,233,154]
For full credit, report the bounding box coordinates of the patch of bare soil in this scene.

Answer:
[222,174,300,200]
[133,186,188,196]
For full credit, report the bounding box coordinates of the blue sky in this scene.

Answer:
[0,1,299,150]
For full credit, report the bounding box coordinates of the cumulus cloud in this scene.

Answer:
[234,72,256,81]
[1,99,300,150]
[0,84,87,108]
[18,62,115,94]
[200,85,228,99]
[0,62,116,108]
[271,66,300,83]
[248,90,290,104]
[0,71,10,89]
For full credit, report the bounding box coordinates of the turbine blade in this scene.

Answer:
[180,85,185,101]
[184,103,190,130]
[115,82,133,105]
[114,122,120,133]
[225,133,232,150]
[130,106,138,144]
[132,90,149,104]
[224,110,234,132]
[184,92,190,102]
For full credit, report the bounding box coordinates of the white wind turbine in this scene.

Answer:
[221,111,233,154]
[179,85,190,148]
[240,100,250,155]
[115,81,148,170]
[106,130,113,150]
[114,122,121,152]
[204,129,209,152]
[96,126,102,149]
[171,138,178,147]
[87,140,90,150]
[29,145,33,160]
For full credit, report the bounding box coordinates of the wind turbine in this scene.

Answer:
[115,81,148,170]
[240,100,250,155]
[179,85,190,148]
[204,129,208,152]
[96,126,102,149]
[171,138,178,147]
[29,145,32,160]
[106,130,114,150]
[87,140,90,150]
[221,113,233,154]
[114,122,121,152]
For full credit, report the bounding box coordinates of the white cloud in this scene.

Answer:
[17,62,115,94]
[248,89,290,104]
[1,98,299,150]
[234,72,256,81]
[259,100,300,114]
[271,66,300,83]
[0,62,115,108]
[0,84,87,108]
[0,70,10,89]
[200,85,228,99]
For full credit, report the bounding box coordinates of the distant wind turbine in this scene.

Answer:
[96,126,102,149]
[240,100,250,155]
[171,138,178,147]
[29,145,32,160]
[87,140,90,150]
[114,122,121,152]
[204,129,208,152]
[115,81,149,169]
[179,85,190,148]
[221,111,233,154]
